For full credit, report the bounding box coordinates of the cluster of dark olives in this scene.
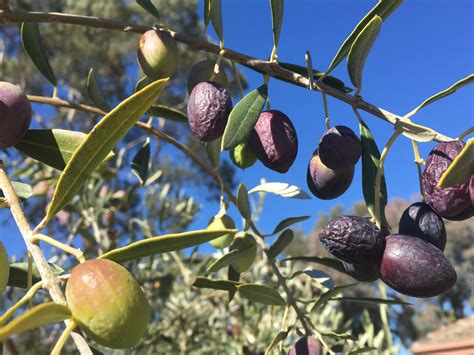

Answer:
[318,140,473,298]
[307,126,361,199]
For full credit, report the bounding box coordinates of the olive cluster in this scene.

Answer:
[319,141,472,298]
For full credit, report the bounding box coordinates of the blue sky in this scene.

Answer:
[1,1,473,258]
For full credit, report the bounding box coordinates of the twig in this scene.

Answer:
[2,10,452,142]
[0,161,92,354]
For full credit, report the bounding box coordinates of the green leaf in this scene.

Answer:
[349,347,379,354]
[236,183,251,220]
[394,119,437,142]
[210,0,224,42]
[359,119,388,226]
[347,15,382,91]
[268,216,310,236]
[86,68,111,112]
[268,229,294,259]
[21,22,57,86]
[319,330,356,341]
[45,78,168,223]
[15,129,113,171]
[136,0,162,20]
[11,182,33,200]
[205,137,222,168]
[406,74,474,118]
[278,62,348,91]
[135,76,153,92]
[237,284,286,306]
[227,266,240,302]
[100,229,237,263]
[282,256,347,274]
[131,140,151,185]
[311,283,358,311]
[330,296,412,306]
[207,248,253,273]
[327,0,403,74]
[148,105,188,122]
[222,85,267,150]
[270,0,284,48]
[438,138,474,187]
[204,0,211,27]
[266,329,292,354]
[7,262,64,289]
[0,303,71,341]
[248,182,311,200]
[192,277,240,292]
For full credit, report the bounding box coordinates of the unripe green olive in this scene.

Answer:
[230,142,257,169]
[0,241,9,294]
[208,214,236,249]
[137,29,178,79]
[229,233,257,273]
[66,259,150,349]
[187,60,228,93]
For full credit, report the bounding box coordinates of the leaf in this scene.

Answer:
[100,229,237,263]
[131,140,151,185]
[406,74,474,118]
[207,248,254,273]
[7,262,64,289]
[327,0,403,74]
[192,277,240,292]
[0,303,71,341]
[270,0,284,48]
[86,68,111,112]
[237,284,286,306]
[330,296,412,306]
[148,105,188,122]
[349,347,378,354]
[266,329,291,354]
[248,182,311,200]
[20,22,57,86]
[222,85,267,150]
[282,256,347,274]
[303,269,334,289]
[210,0,224,42]
[15,129,113,171]
[347,15,382,91]
[11,182,33,200]
[278,62,348,91]
[319,330,356,341]
[359,119,388,226]
[236,183,251,220]
[45,78,168,223]
[438,138,474,187]
[311,283,358,311]
[135,76,153,92]
[268,229,294,259]
[394,119,437,142]
[227,266,240,302]
[268,216,310,236]
[204,0,211,27]
[205,137,222,168]
[136,0,162,20]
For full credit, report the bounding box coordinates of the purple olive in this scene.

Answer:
[187,60,228,93]
[250,110,298,173]
[187,81,232,141]
[0,81,32,149]
[288,337,321,355]
[318,125,361,169]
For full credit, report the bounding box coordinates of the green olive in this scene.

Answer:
[208,214,236,249]
[230,233,257,273]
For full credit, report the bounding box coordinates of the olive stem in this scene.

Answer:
[457,126,473,140]
[51,320,77,355]
[322,92,330,129]
[210,47,225,82]
[0,162,92,354]
[30,234,86,263]
[0,281,43,325]
[374,129,403,228]
[411,140,426,203]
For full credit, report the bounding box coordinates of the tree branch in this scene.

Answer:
[2,10,452,142]
[0,161,92,354]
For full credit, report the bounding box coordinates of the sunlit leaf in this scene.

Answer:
[347,15,382,91]
[45,79,168,223]
[10,182,33,200]
[394,119,437,142]
[100,229,237,263]
[237,284,286,306]
[207,249,250,273]
[21,22,57,86]
[438,138,474,187]
[248,182,311,200]
[406,74,474,118]
[0,303,71,341]
[222,85,267,150]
